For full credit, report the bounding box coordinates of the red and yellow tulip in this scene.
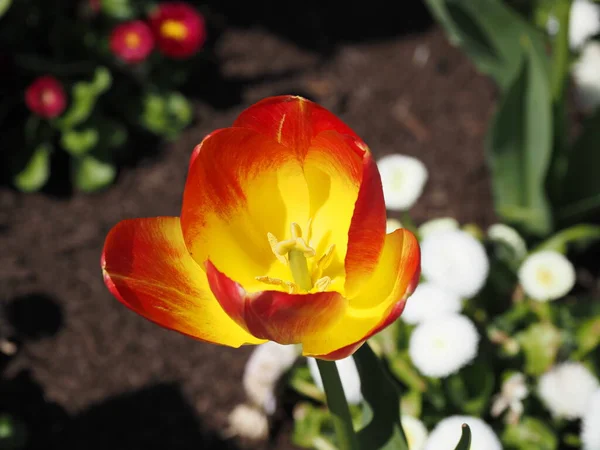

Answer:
[101,96,420,360]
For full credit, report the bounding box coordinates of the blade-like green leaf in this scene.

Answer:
[454,424,472,450]
[535,224,600,253]
[72,153,116,192]
[61,128,99,156]
[13,143,51,193]
[486,37,553,236]
[556,107,600,224]
[354,343,408,450]
[0,0,12,18]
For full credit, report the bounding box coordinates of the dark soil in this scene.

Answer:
[0,6,497,449]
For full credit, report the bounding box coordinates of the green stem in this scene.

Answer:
[550,0,572,101]
[316,359,360,450]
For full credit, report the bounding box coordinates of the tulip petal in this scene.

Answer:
[102,217,263,346]
[234,95,362,155]
[181,128,311,292]
[205,260,347,345]
[301,228,421,358]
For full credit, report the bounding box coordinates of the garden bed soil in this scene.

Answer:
[0,11,496,450]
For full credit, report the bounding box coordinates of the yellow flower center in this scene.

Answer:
[256,221,335,293]
[41,89,56,106]
[160,19,188,40]
[125,31,141,49]
[536,268,554,287]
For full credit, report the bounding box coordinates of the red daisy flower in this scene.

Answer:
[25,76,67,119]
[149,2,206,59]
[110,20,155,64]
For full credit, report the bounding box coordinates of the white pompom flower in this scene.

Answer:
[409,313,479,378]
[570,0,600,50]
[401,281,462,325]
[402,415,428,450]
[487,223,527,261]
[418,217,459,240]
[582,389,600,450]
[424,416,502,450]
[307,355,362,405]
[243,342,300,414]
[573,41,600,112]
[420,229,489,298]
[538,362,599,419]
[377,154,428,211]
[386,218,403,233]
[518,251,576,302]
[227,404,269,441]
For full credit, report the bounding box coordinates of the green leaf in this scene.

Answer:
[486,37,553,236]
[388,352,427,393]
[516,322,562,376]
[72,153,116,192]
[354,343,409,450]
[556,107,600,223]
[536,224,600,253]
[57,67,112,130]
[61,128,99,156]
[100,0,135,18]
[453,424,472,450]
[575,316,600,359]
[140,91,193,139]
[502,417,557,450]
[445,361,495,415]
[13,144,51,193]
[0,0,12,18]
[425,0,532,90]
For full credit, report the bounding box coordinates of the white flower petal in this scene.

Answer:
[409,313,479,378]
[378,154,428,211]
[487,223,527,260]
[518,251,576,302]
[424,416,502,450]
[573,41,600,112]
[570,0,600,50]
[402,415,428,450]
[386,218,403,233]
[418,217,459,239]
[582,389,600,450]
[307,356,362,405]
[243,342,300,414]
[401,281,462,325]
[421,229,489,298]
[227,404,269,441]
[538,362,599,419]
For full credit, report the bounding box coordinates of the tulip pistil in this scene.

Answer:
[258,221,335,293]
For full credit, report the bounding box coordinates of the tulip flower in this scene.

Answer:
[102,95,420,360]
[25,76,67,119]
[149,2,206,59]
[110,20,154,64]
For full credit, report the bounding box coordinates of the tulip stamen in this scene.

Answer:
[315,276,332,292]
[255,276,298,294]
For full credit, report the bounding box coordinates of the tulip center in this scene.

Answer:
[161,20,188,40]
[257,221,336,293]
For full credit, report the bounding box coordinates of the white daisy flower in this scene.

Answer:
[226,404,269,441]
[538,362,599,419]
[582,389,600,450]
[487,223,527,261]
[490,372,529,424]
[386,218,403,233]
[401,281,462,325]
[307,356,362,405]
[418,217,459,239]
[420,230,489,298]
[243,342,300,414]
[424,416,502,450]
[573,41,600,112]
[518,251,576,302]
[377,154,428,211]
[402,415,428,450]
[570,0,600,50]
[409,313,479,378]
